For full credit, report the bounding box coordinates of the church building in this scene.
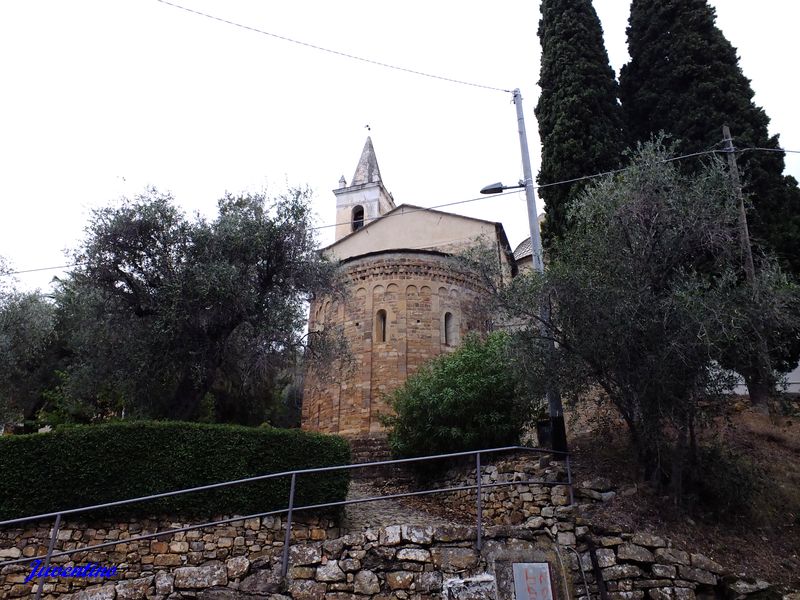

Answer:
[301,138,517,437]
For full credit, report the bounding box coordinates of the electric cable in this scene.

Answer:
[155,0,511,93]
[3,145,797,278]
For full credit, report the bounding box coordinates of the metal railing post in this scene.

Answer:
[565,454,574,506]
[34,513,61,600]
[475,452,482,551]
[281,473,297,579]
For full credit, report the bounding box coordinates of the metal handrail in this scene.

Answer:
[0,445,572,599]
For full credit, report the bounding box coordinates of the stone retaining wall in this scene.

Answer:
[2,452,796,599]
[432,454,578,541]
[0,519,566,600]
[0,514,337,598]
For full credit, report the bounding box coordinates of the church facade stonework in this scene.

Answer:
[302,138,515,436]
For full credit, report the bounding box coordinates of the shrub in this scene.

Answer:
[0,421,350,520]
[384,331,529,458]
[685,444,762,519]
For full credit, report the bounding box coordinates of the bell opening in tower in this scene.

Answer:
[352,205,365,231]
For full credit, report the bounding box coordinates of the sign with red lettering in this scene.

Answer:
[512,563,553,600]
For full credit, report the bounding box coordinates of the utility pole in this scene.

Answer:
[721,125,773,410]
[722,125,756,286]
[513,89,567,453]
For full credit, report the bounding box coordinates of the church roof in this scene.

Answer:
[513,237,532,260]
[323,203,517,276]
[325,203,507,250]
[351,137,382,185]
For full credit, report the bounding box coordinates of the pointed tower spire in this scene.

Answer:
[351,137,382,185]
[333,137,395,241]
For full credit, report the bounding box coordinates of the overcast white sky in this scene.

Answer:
[2,0,799,292]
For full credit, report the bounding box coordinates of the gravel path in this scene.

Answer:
[341,480,456,531]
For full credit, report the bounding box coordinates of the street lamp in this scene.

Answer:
[480,88,568,454]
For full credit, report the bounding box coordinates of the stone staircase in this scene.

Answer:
[347,433,411,481]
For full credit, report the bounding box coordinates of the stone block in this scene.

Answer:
[581,477,613,491]
[401,525,433,544]
[115,575,153,599]
[609,592,644,600]
[154,571,174,595]
[648,587,695,600]
[197,587,251,599]
[728,579,770,595]
[354,569,380,595]
[618,544,655,563]
[443,575,497,600]
[596,548,616,568]
[169,541,189,553]
[380,526,402,546]
[174,561,227,589]
[289,544,322,566]
[631,533,666,548]
[316,560,346,582]
[651,564,677,579]
[654,549,690,566]
[634,580,673,589]
[338,558,360,572]
[415,571,444,593]
[558,532,576,546]
[71,584,117,600]
[601,536,624,547]
[386,571,414,590]
[153,553,182,567]
[431,547,479,572]
[434,526,472,544]
[289,566,315,579]
[689,553,725,575]
[226,556,249,579]
[525,517,545,529]
[239,567,282,594]
[0,547,21,559]
[288,578,326,600]
[396,548,431,562]
[603,565,644,580]
[677,566,716,586]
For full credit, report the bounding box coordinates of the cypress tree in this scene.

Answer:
[535,0,626,249]
[620,0,800,275]
[620,0,800,402]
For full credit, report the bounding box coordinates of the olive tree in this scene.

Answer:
[484,142,798,496]
[47,187,337,423]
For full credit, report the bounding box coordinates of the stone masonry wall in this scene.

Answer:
[302,251,492,437]
[432,455,575,536]
[2,453,795,599]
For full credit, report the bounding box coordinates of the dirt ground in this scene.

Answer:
[569,397,800,585]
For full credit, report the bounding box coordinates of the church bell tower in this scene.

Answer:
[333,137,396,241]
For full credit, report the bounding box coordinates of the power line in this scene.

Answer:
[737,146,800,155]
[310,190,520,231]
[155,0,511,93]
[3,145,794,278]
[4,264,76,276]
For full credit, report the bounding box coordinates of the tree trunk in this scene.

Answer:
[743,371,772,414]
[670,425,687,505]
[171,371,210,420]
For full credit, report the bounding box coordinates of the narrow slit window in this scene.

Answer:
[444,311,456,346]
[376,309,387,342]
[352,205,365,231]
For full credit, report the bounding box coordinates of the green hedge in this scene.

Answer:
[0,421,350,520]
